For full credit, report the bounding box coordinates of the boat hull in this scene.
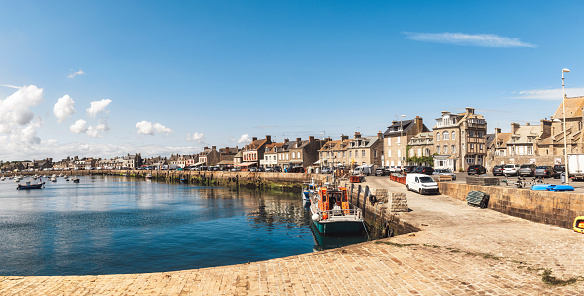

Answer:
[311,219,364,234]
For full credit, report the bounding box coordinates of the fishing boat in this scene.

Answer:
[309,184,365,234]
[71,176,80,183]
[145,174,152,179]
[17,180,45,190]
[574,216,584,234]
[0,176,5,181]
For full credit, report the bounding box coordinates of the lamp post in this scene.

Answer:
[562,68,570,183]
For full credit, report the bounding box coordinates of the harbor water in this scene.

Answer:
[0,175,366,276]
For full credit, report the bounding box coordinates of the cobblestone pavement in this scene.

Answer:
[1,177,583,295]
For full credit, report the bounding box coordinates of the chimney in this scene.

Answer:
[204,147,209,150]
[225,147,230,154]
[284,138,289,142]
[526,123,530,126]
[354,132,361,139]
[266,135,271,143]
[540,119,552,138]
[392,120,398,125]
[212,146,216,151]
[341,135,348,141]
[495,128,502,134]
[511,123,520,134]
[309,136,314,142]
[415,116,423,134]
[252,137,257,142]
[296,137,302,143]
[377,131,383,140]
[465,107,475,115]
[441,111,450,116]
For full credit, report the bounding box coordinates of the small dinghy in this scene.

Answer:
[574,216,584,234]
[531,184,574,192]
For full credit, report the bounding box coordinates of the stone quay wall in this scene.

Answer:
[439,182,584,229]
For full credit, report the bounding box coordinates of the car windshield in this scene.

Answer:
[504,165,515,168]
[536,166,547,169]
[520,165,531,168]
[419,176,435,183]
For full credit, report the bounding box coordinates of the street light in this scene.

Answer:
[562,68,570,183]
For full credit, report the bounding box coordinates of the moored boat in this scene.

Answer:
[72,176,80,183]
[301,178,318,205]
[531,184,574,191]
[17,180,45,190]
[145,174,152,179]
[309,184,364,234]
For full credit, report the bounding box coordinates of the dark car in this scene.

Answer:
[534,165,553,178]
[467,165,486,175]
[403,166,417,173]
[492,164,505,176]
[412,166,434,175]
[288,167,305,173]
[553,164,565,179]
[518,164,536,177]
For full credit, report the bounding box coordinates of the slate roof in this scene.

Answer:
[552,96,584,119]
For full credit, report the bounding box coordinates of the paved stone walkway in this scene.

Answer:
[1,177,583,295]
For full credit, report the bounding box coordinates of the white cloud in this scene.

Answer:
[68,69,85,79]
[53,95,76,122]
[236,134,251,144]
[186,132,205,143]
[136,121,172,135]
[0,85,44,147]
[87,120,110,138]
[404,32,536,48]
[70,119,88,134]
[509,87,584,100]
[0,85,44,131]
[86,99,112,118]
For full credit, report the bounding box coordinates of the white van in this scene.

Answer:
[353,164,373,176]
[405,173,439,195]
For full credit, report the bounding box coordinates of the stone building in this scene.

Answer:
[538,96,584,157]
[433,107,487,171]
[407,132,434,166]
[383,116,429,168]
[345,132,383,168]
[242,135,272,168]
[261,142,286,169]
[285,136,325,170]
[318,136,349,168]
[198,146,220,166]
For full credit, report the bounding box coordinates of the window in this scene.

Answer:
[451,131,455,140]
[343,151,346,157]
[437,146,440,154]
[362,150,365,157]
[451,145,455,154]
[417,149,422,156]
[470,144,474,149]
[528,146,533,155]
[387,138,391,147]
[374,150,377,158]
[349,151,352,157]
[436,132,440,141]
[480,144,483,150]
[355,151,359,158]
[398,150,401,157]
[444,145,448,154]
[443,132,449,140]
[397,137,401,144]
[298,152,301,159]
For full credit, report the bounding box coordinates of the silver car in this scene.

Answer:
[433,168,456,180]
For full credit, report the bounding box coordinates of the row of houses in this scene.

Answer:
[3,97,582,172]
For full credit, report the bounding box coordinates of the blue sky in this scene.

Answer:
[0,1,583,160]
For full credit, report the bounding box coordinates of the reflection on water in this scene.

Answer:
[0,175,367,276]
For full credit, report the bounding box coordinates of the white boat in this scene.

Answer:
[309,184,365,234]
[145,174,152,179]
[301,178,318,205]
[71,176,80,183]
[0,176,5,181]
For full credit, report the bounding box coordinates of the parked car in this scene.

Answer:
[403,166,416,173]
[518,164,536,177]
[503,164,520,176]
[321,167,333,174]
[553,164,565,179]
[249,167,258,172]
[288,167,305,173]
[412,166,434,175]
[273,166,282,172]
[375,167,389,176]
[534,165,553,178]
[492,164,505,176]
[405,173,439,195]
[433,168,456,180]
[467,165,486,175]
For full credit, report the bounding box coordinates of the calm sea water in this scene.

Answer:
[0,175,366,276]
